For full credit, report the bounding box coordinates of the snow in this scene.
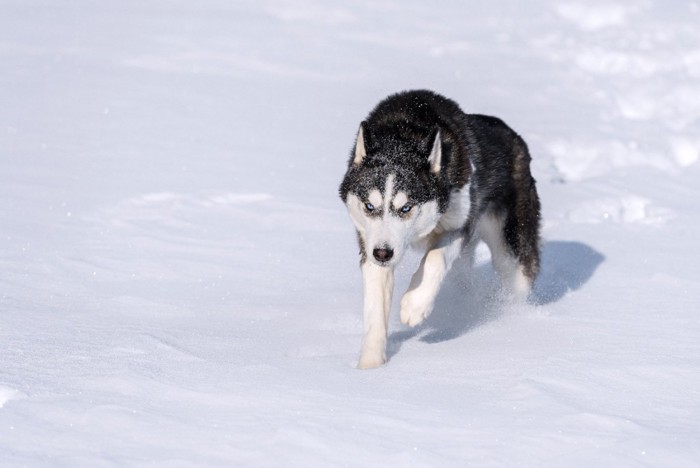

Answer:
[1,0,700,465]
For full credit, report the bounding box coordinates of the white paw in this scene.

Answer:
[502,267,532,304]
[400,289,434,327]
[357,351,386,369]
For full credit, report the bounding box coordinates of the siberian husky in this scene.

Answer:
[339,90,541,369]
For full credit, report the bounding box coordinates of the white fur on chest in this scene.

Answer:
[437,185,471,233]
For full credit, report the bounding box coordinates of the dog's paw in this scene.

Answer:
[500,266,533,304]
[357,351,386,369]
[400,289,434,327]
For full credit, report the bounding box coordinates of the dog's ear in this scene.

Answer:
[353,122,368,165]
[428,129,442,174]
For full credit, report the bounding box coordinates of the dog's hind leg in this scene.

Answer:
[477,212,533,302]
[358,261,394,369]
[400,229,464,327]
[477,139,540,301]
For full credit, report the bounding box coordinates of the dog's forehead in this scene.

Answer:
[350,166,428,203]
[348,167,393,198]
[359,174,394,205]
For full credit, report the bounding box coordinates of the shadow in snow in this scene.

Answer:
[532,240,605,305]
[387,240,604,357]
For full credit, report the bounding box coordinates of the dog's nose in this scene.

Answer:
[373,247,394,262]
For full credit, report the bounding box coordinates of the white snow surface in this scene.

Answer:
[2,0,700,466]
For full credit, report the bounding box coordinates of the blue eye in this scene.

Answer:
[401,204,412,213]
[365,202,375,211]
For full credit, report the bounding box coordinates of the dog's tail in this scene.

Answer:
[507,136,541,281]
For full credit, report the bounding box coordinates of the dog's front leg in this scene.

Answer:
[400,230,464,327]
[358,261,394,369]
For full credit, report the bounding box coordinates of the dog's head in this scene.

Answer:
[339,123,446,267]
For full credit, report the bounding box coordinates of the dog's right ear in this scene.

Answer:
[428,128,442,174]
[353,122,368,165]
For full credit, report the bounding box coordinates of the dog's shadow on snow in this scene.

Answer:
[387,240,604,357]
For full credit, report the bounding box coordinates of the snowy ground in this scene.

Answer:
[2,0,700,466]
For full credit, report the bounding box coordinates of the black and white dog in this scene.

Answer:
[339,90,540,369]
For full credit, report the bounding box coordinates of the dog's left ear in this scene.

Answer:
[428,129,442,174]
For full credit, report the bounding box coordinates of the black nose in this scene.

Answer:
[373,247,394,262]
